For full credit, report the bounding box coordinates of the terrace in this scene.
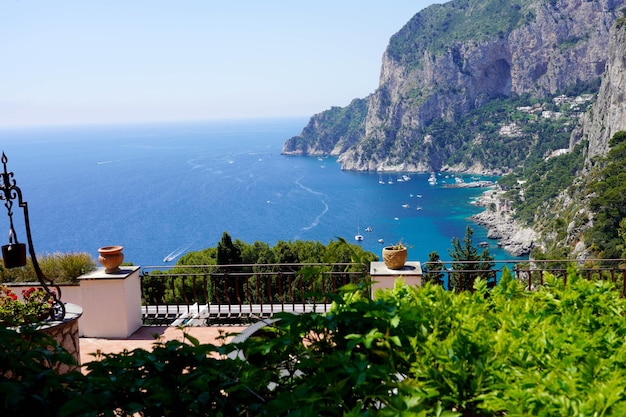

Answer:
[6,256,625,365]
[66,257,626,363]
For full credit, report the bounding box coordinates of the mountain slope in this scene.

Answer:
[283,0,624,174]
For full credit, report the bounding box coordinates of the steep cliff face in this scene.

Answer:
[493,18,626,259]
[283,0,625,172]
[572,18,626,163]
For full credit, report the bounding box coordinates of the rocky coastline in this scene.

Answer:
[471,187,536,258]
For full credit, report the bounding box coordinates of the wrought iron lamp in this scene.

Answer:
[0,152,65,320]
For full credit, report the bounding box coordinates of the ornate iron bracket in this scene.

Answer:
[0,152,65,321]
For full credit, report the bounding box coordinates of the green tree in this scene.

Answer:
[618,218,626,259]
[423,251,445,286]
[448,226,495,291]
[216,232,242,265]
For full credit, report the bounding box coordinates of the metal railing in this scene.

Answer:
[140,263,369,325]
[422,259,626,295]
[140,259,626,325]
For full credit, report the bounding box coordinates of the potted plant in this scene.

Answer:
[382,241,408,270]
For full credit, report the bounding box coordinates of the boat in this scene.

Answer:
[365,226,372,232]
[402,203,410,208]
[163,246,188,263]
[428,173,437,185]
[378,238,384,244]
[354,227,364,241]
[416,206,422,211]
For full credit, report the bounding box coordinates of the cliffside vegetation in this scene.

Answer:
[388,0,534,61]
[585,131,626,259]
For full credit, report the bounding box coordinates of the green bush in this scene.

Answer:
[0,252,96,284]
[3,269,626,415]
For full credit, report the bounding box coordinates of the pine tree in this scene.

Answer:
[216,232,242,265]
[423,251,445,286]
[448,226,495,291]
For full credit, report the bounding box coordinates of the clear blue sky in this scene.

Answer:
[0,1,439,127]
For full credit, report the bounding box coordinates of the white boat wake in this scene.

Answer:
[163,246,190,263]
[295,177,329,231]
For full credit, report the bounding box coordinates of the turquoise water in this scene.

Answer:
[1,118,524,266]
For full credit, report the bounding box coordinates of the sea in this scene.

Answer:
[0,117,525,267]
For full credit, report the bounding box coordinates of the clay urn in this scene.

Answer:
[98,245,124,273]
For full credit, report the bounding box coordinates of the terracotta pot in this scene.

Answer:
[382,246,407,270]
[98,245,124,273]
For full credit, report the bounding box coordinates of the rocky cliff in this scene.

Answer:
[475,16,626,258]
[572,15,626,164]
[283,0,625,173]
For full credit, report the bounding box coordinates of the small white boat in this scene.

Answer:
[402,203,410,208]
[355,227,364,241]
[365,226,372,232]
[378,238,384,244]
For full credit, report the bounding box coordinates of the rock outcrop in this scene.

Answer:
[571,15,626,163]
[283,0,625,173]
[472,188,536,256]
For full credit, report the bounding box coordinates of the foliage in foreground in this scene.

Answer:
[3,269,626,416]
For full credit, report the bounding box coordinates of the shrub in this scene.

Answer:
[0,252,96,284]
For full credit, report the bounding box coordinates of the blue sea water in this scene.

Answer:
[1,118,524,267]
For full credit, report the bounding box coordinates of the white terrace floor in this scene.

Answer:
[79,325,248,365]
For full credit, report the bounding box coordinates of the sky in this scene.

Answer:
[0,1,440,127]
